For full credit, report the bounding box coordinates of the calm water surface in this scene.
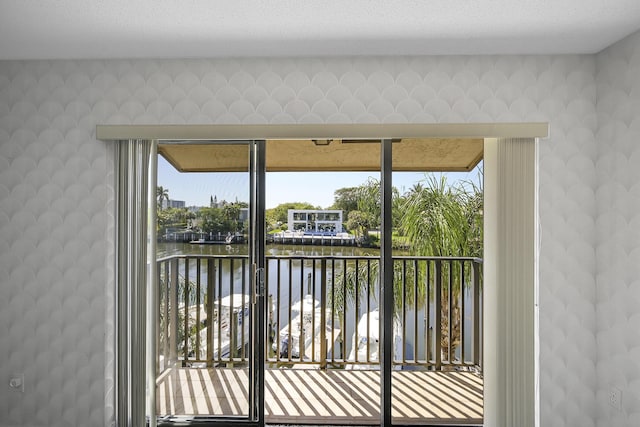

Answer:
[157,241,386,258]
[156,242,475,361]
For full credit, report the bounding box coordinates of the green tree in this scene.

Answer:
[185,210,196,229]
[334,178,402,236]
[223,201,248,232]
[157,186,169,210]
[399,173,483,357]
[345,210,372,238]
[355,178,381,229]
[167,207,190,228]
[334,173,483,360]
[198,207,227,234]
[265,202,317,231]
[330,187,359,219]
[407,183,424,195]
[223,203,240,228]
[157,209,171,233]
[157,206,191,235]
[400,174,482,258]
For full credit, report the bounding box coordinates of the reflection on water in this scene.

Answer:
[158,242,385,360]
[157,241,384,258]
[156,242,477,365]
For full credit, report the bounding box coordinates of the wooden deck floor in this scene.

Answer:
[157,368,483,425]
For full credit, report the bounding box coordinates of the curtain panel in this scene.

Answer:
[114,140,157,427]
[484,137,539,427]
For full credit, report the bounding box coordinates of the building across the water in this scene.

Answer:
[287,209,343,234]
[162,199,186,209]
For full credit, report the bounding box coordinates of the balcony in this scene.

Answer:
[155,254,483,425]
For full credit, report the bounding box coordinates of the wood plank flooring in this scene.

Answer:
[156,368,483,425]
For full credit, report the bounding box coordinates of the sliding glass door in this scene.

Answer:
[150,137,486,427]
[154,140,266,427]
[388,139,484,425]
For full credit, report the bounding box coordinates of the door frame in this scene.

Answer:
[153,139,267,427]
[250,140,266,426]
[101,123,547,427]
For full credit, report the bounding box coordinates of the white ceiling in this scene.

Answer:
[1,0,639,60]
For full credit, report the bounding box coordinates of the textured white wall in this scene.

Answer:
[0,54,601,426]
[596,32,640,427]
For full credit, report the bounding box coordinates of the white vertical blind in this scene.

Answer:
[146,143,158,427]
[114,139,156,427]
[484,138,539,427]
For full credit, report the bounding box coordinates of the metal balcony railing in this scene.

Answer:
[155,254,482,375]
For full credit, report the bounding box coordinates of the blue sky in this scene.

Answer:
[158,156,481,209]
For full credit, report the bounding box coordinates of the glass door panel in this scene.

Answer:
[263,139,381,425]
[155,141,263,424]
[390,139,484,425]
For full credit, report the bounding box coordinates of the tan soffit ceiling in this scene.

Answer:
[158,138,484,172]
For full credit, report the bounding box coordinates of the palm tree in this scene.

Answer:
[400,174,483,359]
[401,175,478,257]
[332,173,483,361]
[157,186,169,210]
[407,182,424,196]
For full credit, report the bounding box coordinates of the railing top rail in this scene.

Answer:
[156,254,483,263]
[391,255,483,263]
[155,254,250,263]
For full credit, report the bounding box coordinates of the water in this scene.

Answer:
[158,242,386,360]
[157,242,478,364]
[157,241,382,258]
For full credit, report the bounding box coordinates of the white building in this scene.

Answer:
[287,209,343,234]
[162,199,185,209]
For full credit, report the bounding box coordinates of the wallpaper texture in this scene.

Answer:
[595,32,640,427]
[0,37,633,426]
